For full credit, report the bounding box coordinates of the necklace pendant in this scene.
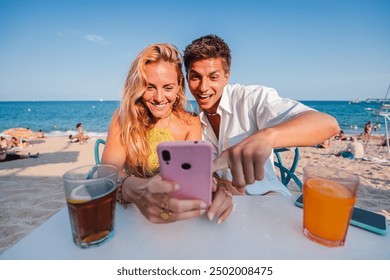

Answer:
[203,110,218,117]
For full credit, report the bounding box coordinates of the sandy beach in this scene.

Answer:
[280,135,390,214]
[0,136,97,254]
[1,135,389,255]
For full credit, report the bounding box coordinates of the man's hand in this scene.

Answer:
[212,133,272,189]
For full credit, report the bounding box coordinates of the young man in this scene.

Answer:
[183,34,340,195]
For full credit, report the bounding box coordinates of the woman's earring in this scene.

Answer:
[173,96,180,107]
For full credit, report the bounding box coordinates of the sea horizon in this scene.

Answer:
[0,99,379,102]
[0,100,388,138]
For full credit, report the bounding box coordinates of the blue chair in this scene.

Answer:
[273,147,302,191]
[94,139,106,164]
[94,139,302,190]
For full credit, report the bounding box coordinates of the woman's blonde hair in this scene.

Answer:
[118,43,189,177]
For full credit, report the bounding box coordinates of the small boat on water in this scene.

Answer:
[349,98,361,104]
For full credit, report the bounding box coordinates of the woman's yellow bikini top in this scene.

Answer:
[146,126,174,173]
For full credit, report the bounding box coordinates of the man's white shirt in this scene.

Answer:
[200,84,313,195]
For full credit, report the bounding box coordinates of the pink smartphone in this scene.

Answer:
[157,141,213,206]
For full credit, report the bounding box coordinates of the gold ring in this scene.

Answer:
[222,187,233,198]
[159,194,169,209]
[159,208,172,220]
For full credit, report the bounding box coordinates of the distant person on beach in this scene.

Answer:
[0,150,39,162]
[75,123,89,144]
[336,137,364,159]
[10,137,30,148]
[183,34,340,195]
[334,130,347,140]
[101,43,233,224]
[36,129,46,138]
[68,134,79,143]
[0,136,38,161]
[0,136,12,149]
[363,121,372,139]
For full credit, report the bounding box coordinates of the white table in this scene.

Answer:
[1,196,389,259]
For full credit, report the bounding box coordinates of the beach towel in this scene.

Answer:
[341,151,354,159]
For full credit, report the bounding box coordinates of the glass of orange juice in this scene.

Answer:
[302,166,360,247]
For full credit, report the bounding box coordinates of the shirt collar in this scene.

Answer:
[199,85,232,125]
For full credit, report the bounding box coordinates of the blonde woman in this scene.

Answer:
[102,43,233,224]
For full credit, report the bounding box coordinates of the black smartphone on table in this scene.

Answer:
[294,194,388,235]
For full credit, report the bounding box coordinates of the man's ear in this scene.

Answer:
[224,71,230,85]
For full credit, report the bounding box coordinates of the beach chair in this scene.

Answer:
[94,139,106,165]
[94,139,302,190]
[273,147,303,191]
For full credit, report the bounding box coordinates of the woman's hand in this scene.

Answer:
[207,178,234,224]
[122,174,208,224]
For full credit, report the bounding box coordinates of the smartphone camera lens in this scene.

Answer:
[162,150,171,162]
[181,163,191,170]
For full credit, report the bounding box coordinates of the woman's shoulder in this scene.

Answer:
[171,110,200,130]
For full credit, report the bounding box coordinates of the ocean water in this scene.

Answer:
[0,100,388,137]
[300,100,388,135]
[0,101,118,137]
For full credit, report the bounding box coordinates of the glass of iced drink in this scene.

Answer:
[302,166,360,247]
[63,164,118,248]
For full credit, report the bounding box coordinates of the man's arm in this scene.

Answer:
[213,111,340,189]
[261,111,339,148]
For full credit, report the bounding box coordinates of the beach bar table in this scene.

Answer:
[1,196,389,259]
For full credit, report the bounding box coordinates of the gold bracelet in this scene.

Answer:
[213,174,233,198]
[213,173,227,187]
[116,175,131,208]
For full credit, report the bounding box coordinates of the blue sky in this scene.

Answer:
[0,0,389,101]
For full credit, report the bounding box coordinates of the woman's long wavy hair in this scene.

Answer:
[118,43,189,177]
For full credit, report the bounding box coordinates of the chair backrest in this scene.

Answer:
[273,147,302,191]
[94,139,106,164]
[94,138,302,191]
